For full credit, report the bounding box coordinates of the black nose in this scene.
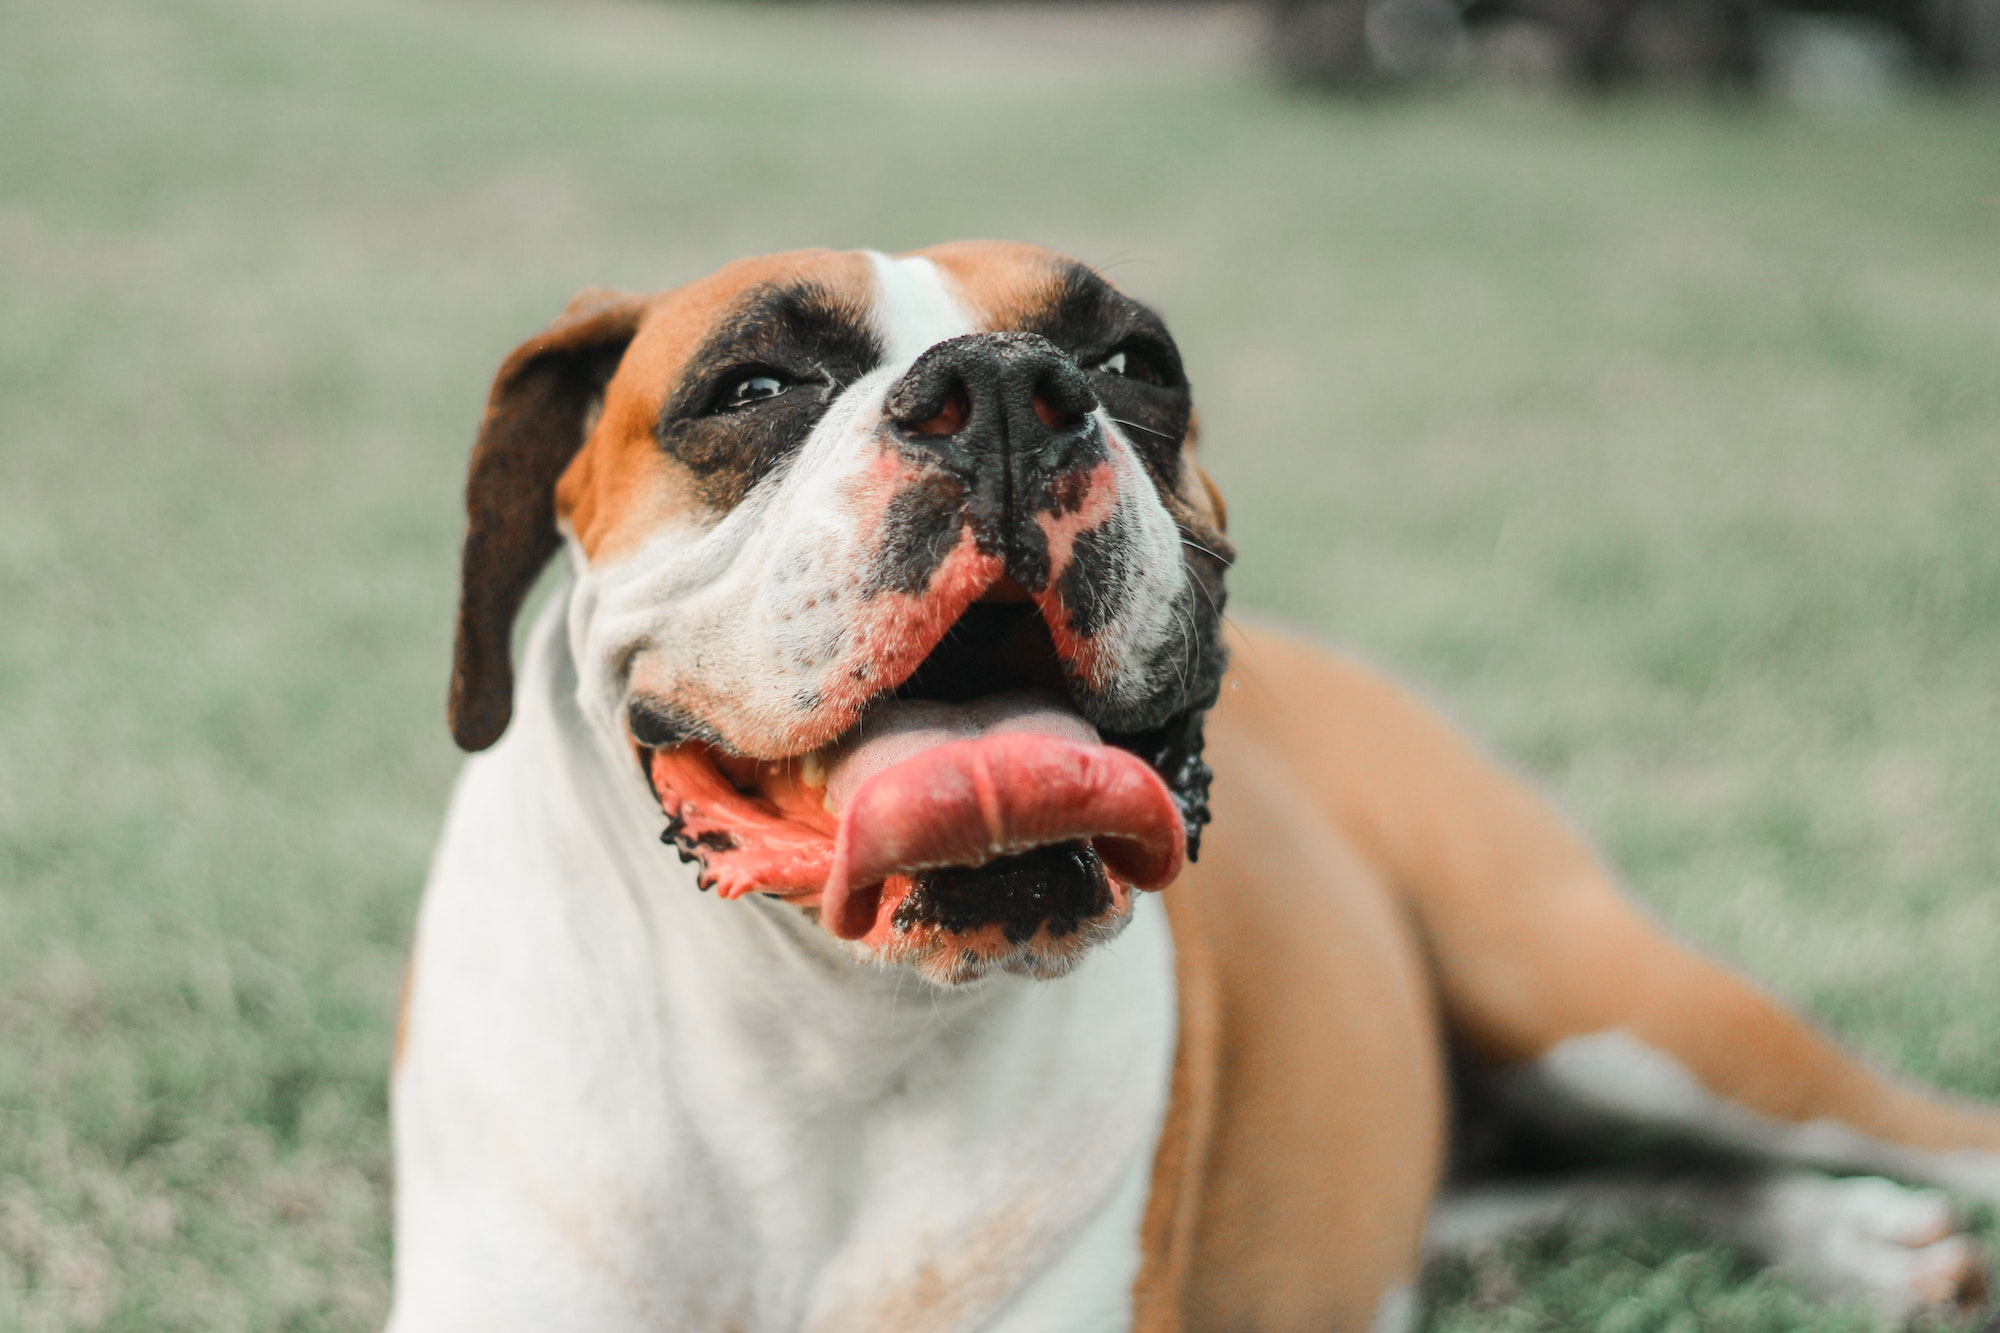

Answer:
[884,332,1101,479]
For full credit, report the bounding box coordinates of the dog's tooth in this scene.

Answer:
[799,751,827,790]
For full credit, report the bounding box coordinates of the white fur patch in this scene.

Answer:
[866,251,973,365]
[1373,1283,1416,1333]
[1426,1171,1986,1324]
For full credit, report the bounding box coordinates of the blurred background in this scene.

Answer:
[1273,0,1999,95]
[3,0,1997,1328]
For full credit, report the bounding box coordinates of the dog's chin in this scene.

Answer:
[820,875,1139,987]
[851,911,1137,987]
[826,839,1138,986]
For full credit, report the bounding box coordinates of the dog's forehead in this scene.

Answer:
[890,240,1078,344]
[625,242,1078,361]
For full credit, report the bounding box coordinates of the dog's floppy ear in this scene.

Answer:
[1184,409,1228,533]
[1195,465,1228,533]
[449,289,645,752]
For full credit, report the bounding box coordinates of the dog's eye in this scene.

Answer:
[1089,345,1174,388]
[721,373,792,410]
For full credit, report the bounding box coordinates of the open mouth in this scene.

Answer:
[632,587,1187,958]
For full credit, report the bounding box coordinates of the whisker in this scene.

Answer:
[1104,415,1174,441]
[1165,593,1196,699]
[1180,564,1224,624]
[1085,252,1152,277]
[1179,536,1230,566]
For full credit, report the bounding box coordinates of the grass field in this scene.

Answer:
[3,0,1998,1327]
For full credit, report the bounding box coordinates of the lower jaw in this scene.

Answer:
[829,838,1134,965]
[832,896,1138,987]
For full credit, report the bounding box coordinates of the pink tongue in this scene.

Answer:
[818,692,1186,941]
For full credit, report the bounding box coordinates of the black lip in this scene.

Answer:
[628,695,727,750]
[892,841,1112,943]
[1102,707,1213,864]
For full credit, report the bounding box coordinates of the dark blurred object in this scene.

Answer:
[1267,0,2000,91]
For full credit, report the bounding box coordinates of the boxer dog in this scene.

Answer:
[389,243,2000,1331]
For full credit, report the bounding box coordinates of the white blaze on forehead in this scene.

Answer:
[866,251,976,367]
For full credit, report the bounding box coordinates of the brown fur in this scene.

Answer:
[1134,637,1446,1330]
[913,239,1069,331]
[554,250,877,563]
[1221,625,2000,1154]
[1129,620,2000,1326]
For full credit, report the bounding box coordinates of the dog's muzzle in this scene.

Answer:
[883,332,1108,593]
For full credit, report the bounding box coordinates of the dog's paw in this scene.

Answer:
[1921,1151,2000,1212]
[1752,1174,1989,1325]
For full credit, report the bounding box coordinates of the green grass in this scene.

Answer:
[3,0,1998,1326]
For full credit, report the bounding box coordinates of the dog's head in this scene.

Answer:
[450,243,1231,984]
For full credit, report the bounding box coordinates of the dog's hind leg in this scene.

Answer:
[1220,622,2000,1201]
[1425,1171,1990,1325]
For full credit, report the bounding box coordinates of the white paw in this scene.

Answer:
[1752,1174,1989,1325]
[1922,1150,2000,1210]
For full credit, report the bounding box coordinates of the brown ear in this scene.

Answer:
[1180,407,1227,534]
[449,289,645,752]
[1195,465,1228,533]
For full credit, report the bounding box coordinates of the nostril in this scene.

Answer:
[908,385,970,438]
[1030,363,1099,432]
[1030,390,1082,432]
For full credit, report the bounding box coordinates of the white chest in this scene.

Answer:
[389,647,1178,1332]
